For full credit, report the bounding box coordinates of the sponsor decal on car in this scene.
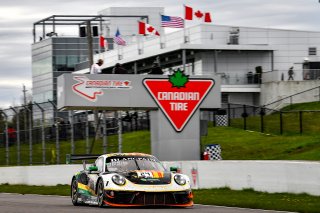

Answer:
[135,170,164,179]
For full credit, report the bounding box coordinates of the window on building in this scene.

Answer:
[221,93,229,103]
[308,47,317,56]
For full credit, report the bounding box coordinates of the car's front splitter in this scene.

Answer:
[103,190,193,207]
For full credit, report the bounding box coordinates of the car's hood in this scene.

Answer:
[121,170,172,185]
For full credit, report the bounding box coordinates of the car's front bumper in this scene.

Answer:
[103,190,193,207]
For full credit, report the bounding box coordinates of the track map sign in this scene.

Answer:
[143,70,214,132]
[72,76,132,101]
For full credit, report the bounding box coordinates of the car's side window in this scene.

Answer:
[95,157,104,172]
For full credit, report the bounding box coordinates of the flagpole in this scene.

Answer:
[183,19,187,43]
[98,21,102,58]
[99,35,101,59]
[182,5,187,72]
[159,13,162,49]
[116,28,119,60]
[183,4,188,43]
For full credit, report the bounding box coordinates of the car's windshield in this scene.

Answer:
[105,156,165,172]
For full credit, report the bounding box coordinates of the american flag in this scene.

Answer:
[113,28,126,46]
[161,15,184,28]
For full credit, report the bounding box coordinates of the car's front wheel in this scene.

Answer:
[71,178,80,206]
[97,179,105,207]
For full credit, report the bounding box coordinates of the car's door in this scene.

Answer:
[87,157,104,192]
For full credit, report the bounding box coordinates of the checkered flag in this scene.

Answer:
[205,144,222,160]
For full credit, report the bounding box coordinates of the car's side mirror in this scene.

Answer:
[170,166,178,172]
[88,165,98,172]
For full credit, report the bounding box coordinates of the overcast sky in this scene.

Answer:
[0,0,320,108]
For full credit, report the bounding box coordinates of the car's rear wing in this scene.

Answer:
[66,154,101,164]
[66,154,102,170]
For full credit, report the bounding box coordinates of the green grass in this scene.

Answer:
[229,101,320,136]
[229,111,320,136]
[0,184,70,196]
[2,126,320,165]
[0,184,319,213]
[281,101,320,111]
[0,130,150,166]
[201,127,320,160]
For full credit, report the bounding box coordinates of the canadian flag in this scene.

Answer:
[138,21,160,36]
[99,35,107,49]
[185,5,212,23]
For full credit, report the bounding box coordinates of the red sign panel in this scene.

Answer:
[143,79,214,132]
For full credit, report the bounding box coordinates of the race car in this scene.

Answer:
[70,153,193,207]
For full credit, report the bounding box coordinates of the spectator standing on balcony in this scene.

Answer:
[90,59,104,74]
[148,62,163,75]
[112,63,127,74]
[288,66,294,80]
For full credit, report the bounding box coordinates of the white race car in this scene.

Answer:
[70,153,193,207]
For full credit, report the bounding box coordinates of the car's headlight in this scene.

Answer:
[174,174,186,185]
[111,174,126,186]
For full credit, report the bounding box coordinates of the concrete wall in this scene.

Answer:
[0,161,319,196]
[260,80,320,108]
[0,165,82,186]
[164,161,320,196]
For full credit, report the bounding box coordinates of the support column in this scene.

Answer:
[69,110,75,154]
[48,100,59,164]
[117,111,122,153]
[34,102,46,164]
[10,107,21,165]
[103,110,107,154]
[150,110,201,161]
[182,49,186,72]
[1,111,9,165]
[213,50,218,73]
[85,111,89,154]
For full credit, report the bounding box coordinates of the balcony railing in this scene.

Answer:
[220,73,261,85]
[303,69,320,80]
[220,69,320,85]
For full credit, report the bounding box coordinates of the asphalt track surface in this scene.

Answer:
[0,193,296,213]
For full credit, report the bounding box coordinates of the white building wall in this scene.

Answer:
[81,21,320,106]
[199,25,320,81]
[228,93,256,106]
[193,53,203,75]
[200,51,271,82]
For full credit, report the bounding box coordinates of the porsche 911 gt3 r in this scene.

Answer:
[70,153,193,207]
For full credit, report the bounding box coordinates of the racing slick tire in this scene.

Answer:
[97,179,105,207]
[71,178,80,206]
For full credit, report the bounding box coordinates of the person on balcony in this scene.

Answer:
[148,62,163,75]
[90,59,104,74]
[288,66,294,80]
[112,63,127,74]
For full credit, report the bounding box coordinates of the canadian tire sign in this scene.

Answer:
[143,70,214,132]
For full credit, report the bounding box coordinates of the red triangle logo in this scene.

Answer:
[143,78,214,132]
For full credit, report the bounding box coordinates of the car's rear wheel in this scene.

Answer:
[97,179,105,207]
[71,178,80,206]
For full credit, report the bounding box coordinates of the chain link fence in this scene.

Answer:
[207,103,320,136]
[0,102,150,166]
